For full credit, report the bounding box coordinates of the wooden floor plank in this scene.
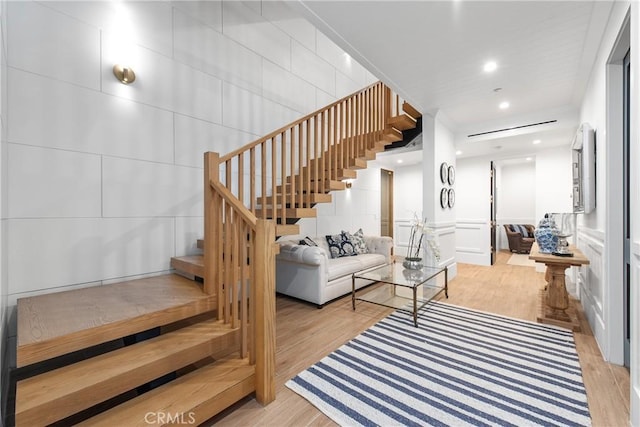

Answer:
[17,274,215,367]
[210,251,630,427]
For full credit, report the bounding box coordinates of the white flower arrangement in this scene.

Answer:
[406,213,441,262]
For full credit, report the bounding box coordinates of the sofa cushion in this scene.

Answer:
[327,257,364,281]
[355,253,387,270]
[344,228,369,254]
[325,233,357,258]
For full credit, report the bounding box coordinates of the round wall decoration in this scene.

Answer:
[440,188,449,209]
[447,165,455,185]
[448,188,455,208]
[440,162,448,184]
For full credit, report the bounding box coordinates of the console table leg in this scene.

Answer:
[413,287,418,327]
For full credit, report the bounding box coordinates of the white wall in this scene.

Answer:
[293,165,382,239]
[496,161,537,250]
[4,0,374,302]
[534,146,573,220]
[455,157,491,265]
[576,1,630,367]
[2,0,377,390]
[421,113,457,272]
[393,162,422,256]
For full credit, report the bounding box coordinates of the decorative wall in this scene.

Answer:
[4,0,376,307]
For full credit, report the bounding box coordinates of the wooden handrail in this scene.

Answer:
[209,179,258,228]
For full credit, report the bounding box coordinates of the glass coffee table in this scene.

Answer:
[352,262,448,327]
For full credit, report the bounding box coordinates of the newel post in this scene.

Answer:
[253,219,277,404]
[203,152,220,296]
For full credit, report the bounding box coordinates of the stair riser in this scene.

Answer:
[75,357,255,427]
[16,326,239,427]
[17,296,216,368]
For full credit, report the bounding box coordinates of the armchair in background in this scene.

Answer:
[504,224,536,254]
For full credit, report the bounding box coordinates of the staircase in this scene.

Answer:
[12,82,419,426]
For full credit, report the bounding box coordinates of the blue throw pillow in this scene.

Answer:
[325,233,357,259]
[515,224,531,238]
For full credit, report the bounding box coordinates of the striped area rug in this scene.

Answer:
[286,302,591,427]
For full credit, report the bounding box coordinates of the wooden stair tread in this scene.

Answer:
[16,319,239,426]
[171,255,204,278]
[276,224,300,236]
[298,166,358,183]
[254,207,317,218]
[17,274,215,367]
[402,101,422,119]
[387,114,417,131]
[77,355,255,427]
[308,157,367,171]
[260,193,332,205]
[277,179,345,193]
[382,128,403,143]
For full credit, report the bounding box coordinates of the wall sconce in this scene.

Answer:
[113,64,136,84]
[345,180,353,189]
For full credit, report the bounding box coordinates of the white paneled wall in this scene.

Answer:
[455,157,491,266]
[576,229,605,350]
[4,0,377,309]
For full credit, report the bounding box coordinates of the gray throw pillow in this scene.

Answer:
[343,229,368,254]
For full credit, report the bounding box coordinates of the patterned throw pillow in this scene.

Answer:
[343,229,368,254]
[325,233,357,259]
[299,236,318,246]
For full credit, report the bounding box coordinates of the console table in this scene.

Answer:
[529,242,589,331]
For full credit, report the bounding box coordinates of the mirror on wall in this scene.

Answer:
[572,123,596,214]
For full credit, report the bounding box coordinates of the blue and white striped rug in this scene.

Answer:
[286,302,591,427]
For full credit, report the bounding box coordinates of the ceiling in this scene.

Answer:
[293,0,615,161]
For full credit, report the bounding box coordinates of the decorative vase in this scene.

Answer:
[534,213,559,254]
[402,257,423,270]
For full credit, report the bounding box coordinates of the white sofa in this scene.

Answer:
[276,235,393,307]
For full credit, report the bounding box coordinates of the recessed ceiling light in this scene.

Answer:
[526,157,532,161]
[484,61,497,72]
[397,159,403,163]
[499,101,510,109]
[533,139,541,145]
[455,150,463,155]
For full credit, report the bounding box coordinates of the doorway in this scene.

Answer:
[490,161,497,265]
[623,49,630,368]
[380,169,394,238]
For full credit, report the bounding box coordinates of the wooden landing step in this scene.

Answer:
[17,274,216,368]
[171,255,204,278]
[387,114,417,131]
[76,354,255,427]
[16,319,239,426]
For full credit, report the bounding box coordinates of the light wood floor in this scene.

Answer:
[212,251,630,427]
